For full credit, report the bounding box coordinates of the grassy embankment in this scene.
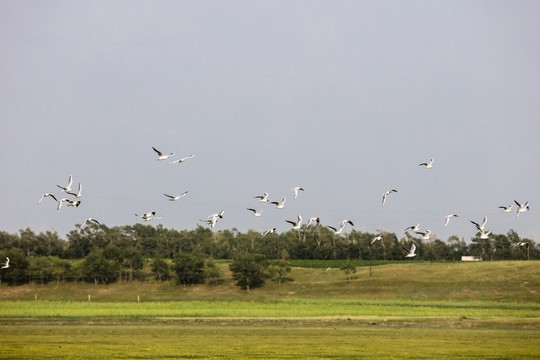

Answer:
[1,260,537,302]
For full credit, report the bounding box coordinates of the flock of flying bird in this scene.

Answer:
[35,147,198,228]
[31,151,531,264]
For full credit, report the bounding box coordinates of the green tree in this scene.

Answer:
[66,230,93,259]
[121,247,144,282]
[82,249,116,285]
[50,257,72,285]
[204,258,222,286]
[447,235,468,260]
[18,228,39,257]
[229,252,270,291]
[268,260,292,285]
[27,256,55,284]
[470,234,493,261]
[173,253,205,286]
[102,244,123,281]
[151,256,171,282]
[0,248,29,285]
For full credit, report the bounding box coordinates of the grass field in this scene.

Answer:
[0,261,539,359]
[0,322,538,359]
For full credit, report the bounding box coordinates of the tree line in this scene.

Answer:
[0,224,537,288]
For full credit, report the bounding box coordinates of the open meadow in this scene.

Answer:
[1,261,539,359]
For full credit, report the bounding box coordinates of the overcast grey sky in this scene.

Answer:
[1,1,539,243]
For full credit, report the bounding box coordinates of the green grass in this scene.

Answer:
[0,323,538,359]
[0,261,538,359]
[0,298,538,319]
[286,259,392,268]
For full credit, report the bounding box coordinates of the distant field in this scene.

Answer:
[0,261,538,359]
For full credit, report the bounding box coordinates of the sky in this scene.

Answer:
[1,1,539,243]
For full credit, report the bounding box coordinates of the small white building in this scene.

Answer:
[461,256,482,262]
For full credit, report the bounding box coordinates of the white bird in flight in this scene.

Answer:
[65,199,81,208]
[499,205,513,213]
[270,198,286,209]
[209,210,225,220]
[327,224,346,235]
[164,191,188,201]
[382,189,397,207]
[81,218,101,227]
[415,230,431,241]
[514,200,530,218]
[479,229,491,239]
[327,220,353,235]
[1,257,9,269]
[57,175,73,193]
[152,147,175,160]
[403,243,417,258]
[66,183,82,198]
[419,158,434,168]
[306,217,321,226]
[291,187,304,199]
[56,198,72,211]
[470,216,487,231]
[371,235,383,245]
[404,224,420,232]
[286,214,303,230]
[205,210,225,228]
[255,192,269,202]
[262,228,277,237]
[136,211,161,221]
[444,214,458,227]
[247,208,263,217]
[169,154,195,164]
[38,193,58,204]
[516,241,529,249]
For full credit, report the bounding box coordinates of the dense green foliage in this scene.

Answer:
[0,224,538,287]
[230,252,270,290]
[173,252,205,286]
